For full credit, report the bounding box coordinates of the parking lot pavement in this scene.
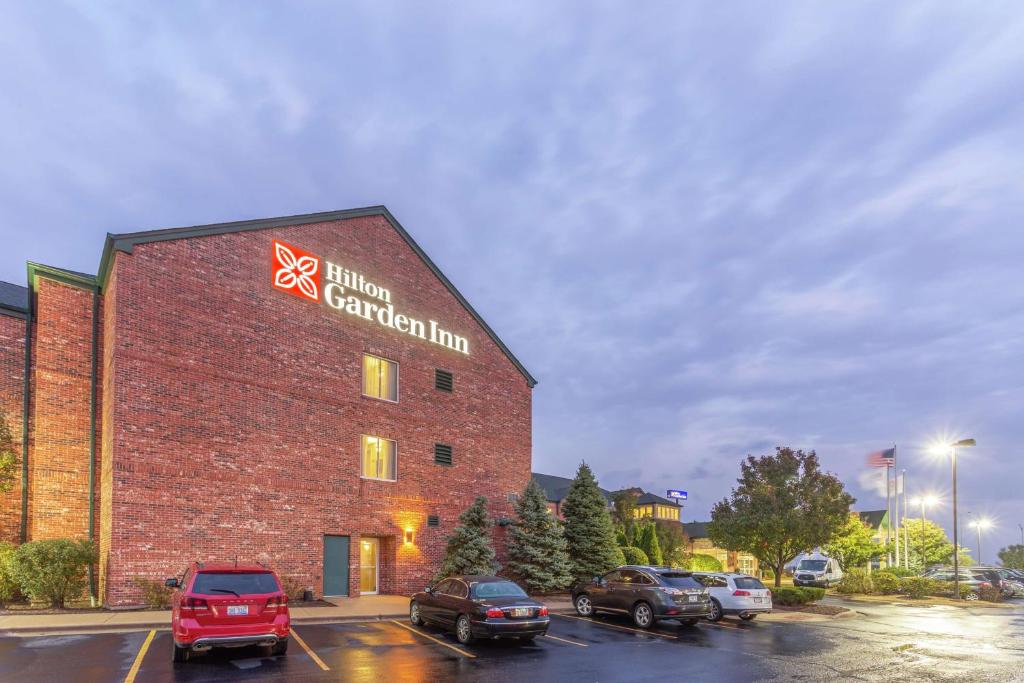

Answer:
[2,603,1022,682]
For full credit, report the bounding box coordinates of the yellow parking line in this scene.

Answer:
[124,629,155,683]
[554,613,677,639]
[290,627,330,671]
[543,633,589,647]
[389,620,477,658]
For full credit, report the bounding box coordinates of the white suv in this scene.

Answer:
[693,573,772,622]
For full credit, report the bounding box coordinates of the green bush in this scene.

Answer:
[771,587,819,606]
[898,576,937,599]
[620,546,649,565]
[836,568,873,594]
[681,553,724,572]
[11,539,96,608]
[0,541,18,606]
[882,566,917,578]
[800,587,825,602]
[871,571,902,595]
[132,577,172,609]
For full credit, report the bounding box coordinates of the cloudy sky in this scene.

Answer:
[2,2,1022,558]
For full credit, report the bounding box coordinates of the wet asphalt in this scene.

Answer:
[2,601,1022,682]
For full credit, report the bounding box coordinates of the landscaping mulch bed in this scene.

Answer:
[774,604,849,616]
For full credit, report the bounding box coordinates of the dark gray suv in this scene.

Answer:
[571,565,711,628]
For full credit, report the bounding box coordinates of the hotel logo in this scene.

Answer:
[271,241,321,302]
[270,240,469,354]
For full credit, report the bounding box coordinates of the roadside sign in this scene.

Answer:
[666,489,687,500]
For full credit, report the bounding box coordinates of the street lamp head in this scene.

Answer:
[969,518,992,530]
[953,438,976,448]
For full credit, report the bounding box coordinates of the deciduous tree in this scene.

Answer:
[709,447,854,587]
[997,545,1024,569]
[824,515,887,571]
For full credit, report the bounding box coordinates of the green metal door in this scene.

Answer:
[323,535,350,596]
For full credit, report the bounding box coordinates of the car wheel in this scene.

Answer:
[410,601,424,626]
[456,615,475,645]
[706,598,723,622]
[271,640,288,656]
[740,614,757,621]
[172,643,190,664]
[632,602,654,629]
[574,594,594,617]
[965,591,980,601]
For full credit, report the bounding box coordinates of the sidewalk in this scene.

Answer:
[0,594,578,636]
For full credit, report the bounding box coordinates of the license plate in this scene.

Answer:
[511,608,530,617]
[753,597,763,604]
[688,595,701,603]
[226,605,248,616]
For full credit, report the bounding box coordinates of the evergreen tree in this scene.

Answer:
[561,462,624,580]
[505,480,573,592]
[437,497,497,579]
[636,521,664,565]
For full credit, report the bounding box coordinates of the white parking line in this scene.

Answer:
[553,613,678,639]
[543,633,589,647]
[389,620,477,659]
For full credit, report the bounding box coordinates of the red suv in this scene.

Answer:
[166,562,290,663]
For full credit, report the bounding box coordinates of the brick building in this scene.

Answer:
[0,206,536,606]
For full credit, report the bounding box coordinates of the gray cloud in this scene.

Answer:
[1,1,1021,556]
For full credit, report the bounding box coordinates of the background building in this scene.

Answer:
[683,522,760,575]
[0,206,535,606]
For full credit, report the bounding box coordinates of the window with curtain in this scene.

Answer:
[362,354,398,401]
[361,435,397,481]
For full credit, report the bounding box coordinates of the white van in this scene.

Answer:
[792,554,843,587]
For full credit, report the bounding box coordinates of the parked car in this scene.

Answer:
[970,566,1023,598]
[409,576,549,645]
[921,567,997,600]
[572,565,711,628]
[693,572,772,622]
[167,562,290,663]
[792,554,844,588]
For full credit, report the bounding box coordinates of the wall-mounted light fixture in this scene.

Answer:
[404,528,414,545]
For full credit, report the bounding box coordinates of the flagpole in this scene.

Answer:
[893,444,900,568]
[886,462,892,567]
[903,470,910,569]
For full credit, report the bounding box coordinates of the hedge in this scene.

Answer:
[0,541,17,606]
[10,539,96,608]
[771,586,824,606]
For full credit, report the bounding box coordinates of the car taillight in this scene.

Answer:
[485,607,504,618]
[979,582,991,588]
[539,606,549,616]
[180,596,209,612]
[733,590,751,597]
[266,595,288,609]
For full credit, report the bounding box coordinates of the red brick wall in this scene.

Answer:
[101,215,532,605]
[28,279,98,542]
[0,314,26,542]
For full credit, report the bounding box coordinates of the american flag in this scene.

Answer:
[866,447,896,468]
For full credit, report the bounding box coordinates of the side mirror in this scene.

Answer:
[424,586,432,594]
[165,578,179,588]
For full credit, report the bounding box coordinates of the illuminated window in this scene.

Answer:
[633,505,654,519]
[363,354,398,402]
[632,504,680,521]
[361,435,397,481]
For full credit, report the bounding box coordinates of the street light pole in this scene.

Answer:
[976,524,982,565]
[950,439,975,600]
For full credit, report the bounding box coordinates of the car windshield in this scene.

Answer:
[734,577,767,590]
[192,572,280,595]
[656,573,702,589]
[472,581,528,599]
[798,560,827,571]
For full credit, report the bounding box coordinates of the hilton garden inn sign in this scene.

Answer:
[271,239,470,354]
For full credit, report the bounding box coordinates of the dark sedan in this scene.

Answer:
[410,576,550,645]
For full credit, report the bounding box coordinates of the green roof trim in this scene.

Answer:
[95,205,536,387]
